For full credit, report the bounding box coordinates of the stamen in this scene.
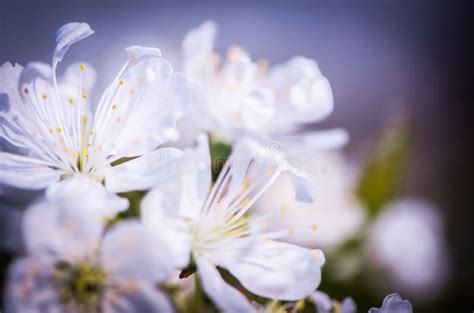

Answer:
[69,98,75,105]
[118,79,124,86]
[79,64,86,71]
[56,128,62,133]
[42,94,48,100]
[81,93,88,100]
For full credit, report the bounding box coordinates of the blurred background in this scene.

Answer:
[1,0,472,312]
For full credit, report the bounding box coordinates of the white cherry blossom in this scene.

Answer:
[142,134,324,312]
[0,22,190,212]
[5,201,175,313]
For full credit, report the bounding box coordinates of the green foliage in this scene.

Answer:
[209,135,232,181]
[356,120,412,218]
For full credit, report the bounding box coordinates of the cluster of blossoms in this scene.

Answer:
[1,22,413,313]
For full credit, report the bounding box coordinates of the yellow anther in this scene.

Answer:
[81,93,88,100]
[288,229,296,236]
[311,224,318,231]
[239,178,250,194]
[68,98,75,105]
[241,197,251,207]
[89,130,94,136]
[41,94,48,100]
[79,64,86,71]
[118,79,124,86]
[56,128,62,133]
[228,45,244,63]
[295,300,306,311]
[112,104,118,110]
[48,128,53,134]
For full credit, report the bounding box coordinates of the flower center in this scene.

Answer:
[54,261,107,311]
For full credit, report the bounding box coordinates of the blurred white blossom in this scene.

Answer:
[6,201,175,313]
[255,151,365,249]
[178,20,347,153]
[367,199,449,298]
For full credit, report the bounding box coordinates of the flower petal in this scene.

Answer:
[178,133,211,218]
[266,56,333,127]
[53,22,94,68]
[276,128,349,155]
[221,240,325,301]
[196,257,254,313]
[101,220,174,283]
[46,174,128,217]
[182,20,217,80]
[93,51,190,160]
[0,62,24,123]
[23,201,104,261]
[104,147,183,193]
[5,257,63,313]
[0,152,60,189]
[104,282,173,313]
[368,293,413,313]
[141,184,192,268]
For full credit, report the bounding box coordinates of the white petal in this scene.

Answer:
[101,220,174,283]
[5,257,63,313]
[266,56,333,126]
[23,201,104,261]
[46,174,128,217]
[141,185,192,269]
[182,20,217,80]
[104,282,173,313]
[0,152,60,189]
[0,62,24,121]
[53,22,94,68]
[368,293,413,313]
[226,136,314,206]
[104,147,183,193]
[196,257,254,313]
[240,88,274,130]
[276,128,349,155]
[93,53,190,160]
[178,133,211,218]
[126,46,162,61]
[221,240,325,301]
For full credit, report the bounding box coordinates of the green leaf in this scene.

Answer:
[356,120,411,218]
[209,134,232,181]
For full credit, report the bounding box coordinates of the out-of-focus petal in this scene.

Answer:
[104,282,173,313]
[104,147,183,193]
[141,184,192,269]
[240,88,274,130]
[46,174,128,217]
[276,128,350,156]
[101,220,174,284]
[23,201,104,261]
[221,240,325,301]
[196,257,254,313]
[182,20,217,80]
[368,293,413,313]
[266,56,333,127]
[5,257,63,313]
[0,152,60,189]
